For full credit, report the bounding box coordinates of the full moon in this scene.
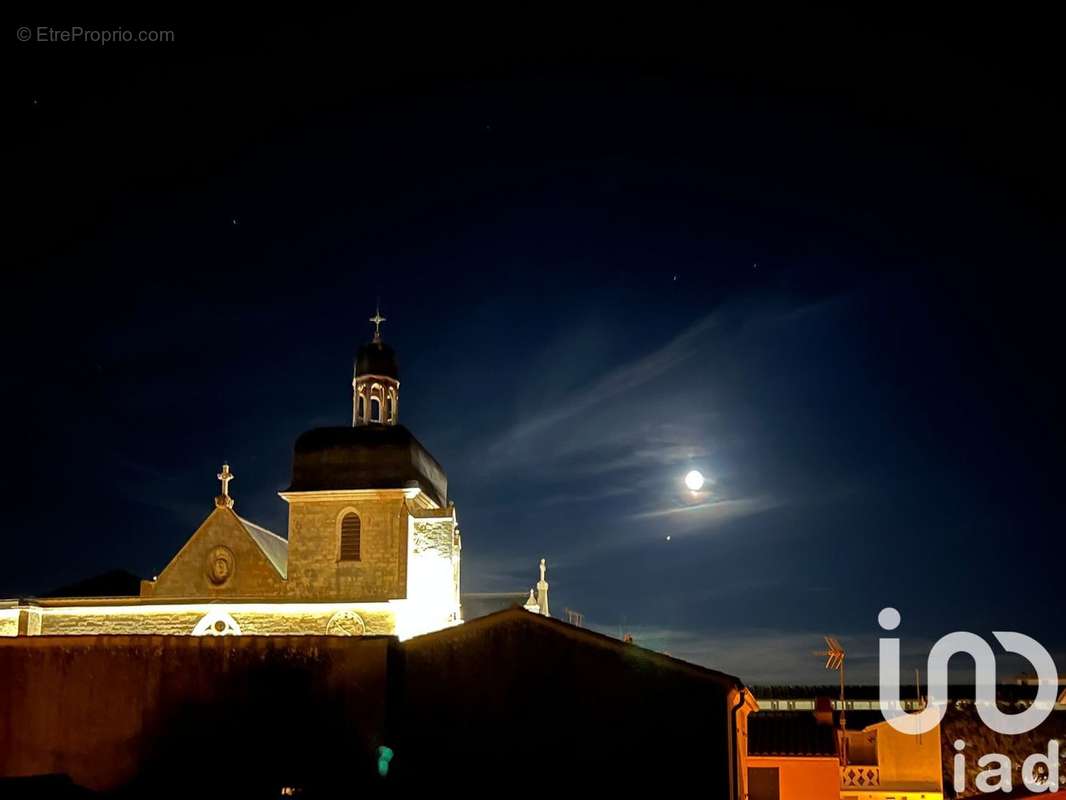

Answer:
[684,470,705,491]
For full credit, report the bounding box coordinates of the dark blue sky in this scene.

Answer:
[8,11,1062,682]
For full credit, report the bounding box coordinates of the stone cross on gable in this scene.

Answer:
[215,463,235,509]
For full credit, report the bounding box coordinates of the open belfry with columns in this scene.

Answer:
[2,309,477,640]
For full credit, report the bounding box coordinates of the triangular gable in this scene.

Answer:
[145,507,287,597]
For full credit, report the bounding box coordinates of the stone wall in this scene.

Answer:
[404,510,460,635]
[145,507,287,598]
[397,609,737,791]
[24,603,396,637]
[0,609,743,794]
[0,635,396,794]
[284,491,409,601]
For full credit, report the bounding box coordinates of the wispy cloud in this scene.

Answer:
[582,624,937,685]
[486,312,721,460]
[629,495,780,522]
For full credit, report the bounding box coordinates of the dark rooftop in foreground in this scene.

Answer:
[748,712,838,757]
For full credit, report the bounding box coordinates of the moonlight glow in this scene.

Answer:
[684,470,705,492]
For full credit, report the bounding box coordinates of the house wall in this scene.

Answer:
[1,611,744,794]
[747,755,840,800]
[0,635,394,793]
[875,720,943,793]
[399,612,737,792]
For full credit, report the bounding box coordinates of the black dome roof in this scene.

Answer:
[286,425,446,506]
[356,340,399,380]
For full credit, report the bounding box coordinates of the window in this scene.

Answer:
[371,396,381,422]
[339,513,361,561]
[357,394,366,421]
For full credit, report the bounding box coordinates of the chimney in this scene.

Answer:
[815,695,834,726]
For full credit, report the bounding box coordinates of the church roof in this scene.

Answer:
[237,517,288,579]
[356,340,399,380]
[286,425,447,506]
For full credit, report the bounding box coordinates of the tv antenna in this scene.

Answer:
[815,636,847,765]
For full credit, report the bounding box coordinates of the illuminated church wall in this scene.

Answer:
[141,507,286,599]
[405,507,461,638]
[282,490,411,602]
[19,602,397,637]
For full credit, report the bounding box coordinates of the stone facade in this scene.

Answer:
[141,507,286,599]
[20,602,397,636]
[281,489,413,602]
[6,475,463,641]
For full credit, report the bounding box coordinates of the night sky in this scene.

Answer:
[9,12,1062,683]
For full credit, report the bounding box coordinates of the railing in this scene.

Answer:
[841,765,880,788]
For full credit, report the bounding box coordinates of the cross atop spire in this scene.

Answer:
[215,463,235,509]
[369,301,386,342]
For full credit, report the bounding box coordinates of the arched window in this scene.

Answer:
[357,394,366,421]
[339,512,361,561]
[371,396,381,423]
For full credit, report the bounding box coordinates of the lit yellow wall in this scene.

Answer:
[145,507,286,598]
[748,755,840,800]
[872,719,943,793]
[28,603,397,637]
[283,490,410,601]
[0,608,19,637]
[405,507,461,635]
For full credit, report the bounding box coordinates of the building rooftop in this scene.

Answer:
[356,339,398,379]
[286,424,447,506]
[748,711,838,757]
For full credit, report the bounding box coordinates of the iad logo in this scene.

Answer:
[877,607,1061,794]
[877,606,1058,735]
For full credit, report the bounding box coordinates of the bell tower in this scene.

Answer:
[353,304,400,426]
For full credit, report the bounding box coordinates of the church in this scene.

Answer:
[0,309,754,798]
[2,310,469,641]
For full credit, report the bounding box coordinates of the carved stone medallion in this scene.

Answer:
[326,610,366,636]
[206,545,235,586]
